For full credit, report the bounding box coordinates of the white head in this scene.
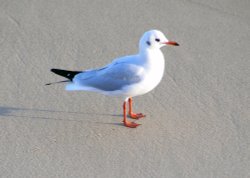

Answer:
[139,30,179,51]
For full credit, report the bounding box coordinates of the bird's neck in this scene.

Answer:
[139,48,164,64]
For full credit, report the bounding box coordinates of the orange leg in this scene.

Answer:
[128,98,146,119]
[123,101,140,128]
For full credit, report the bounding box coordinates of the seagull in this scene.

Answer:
[46,30,179,128]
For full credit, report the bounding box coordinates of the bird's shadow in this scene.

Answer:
[0,106,123,126]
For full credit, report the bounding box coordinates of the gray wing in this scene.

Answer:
[73,63,144,91]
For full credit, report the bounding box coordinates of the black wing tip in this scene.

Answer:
[49,68,82,80]
[51,68,58,72]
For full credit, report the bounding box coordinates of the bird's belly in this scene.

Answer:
[140,67,164,93]
[123,64,165,97]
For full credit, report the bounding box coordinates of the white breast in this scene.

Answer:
[142,50,165,92]
[123,49,165,97]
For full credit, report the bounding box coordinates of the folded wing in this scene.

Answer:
[72,62,144,91]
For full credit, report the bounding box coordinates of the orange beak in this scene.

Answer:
[163,41,179,46]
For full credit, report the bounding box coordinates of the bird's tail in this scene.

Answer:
[45,68,82,86]
[45,80,70,86]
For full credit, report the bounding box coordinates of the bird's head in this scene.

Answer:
[139,30,179,51]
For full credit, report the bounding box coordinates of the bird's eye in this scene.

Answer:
[155,38,160,42]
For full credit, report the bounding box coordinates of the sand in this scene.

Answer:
[0,0,249,177]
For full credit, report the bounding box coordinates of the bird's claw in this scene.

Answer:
[129,112,146,120]
[123,120,141,128]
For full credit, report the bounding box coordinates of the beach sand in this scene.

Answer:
[0,0,249,177]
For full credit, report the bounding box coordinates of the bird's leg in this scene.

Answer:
[128,98,146,119]
[123,101,140,128]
